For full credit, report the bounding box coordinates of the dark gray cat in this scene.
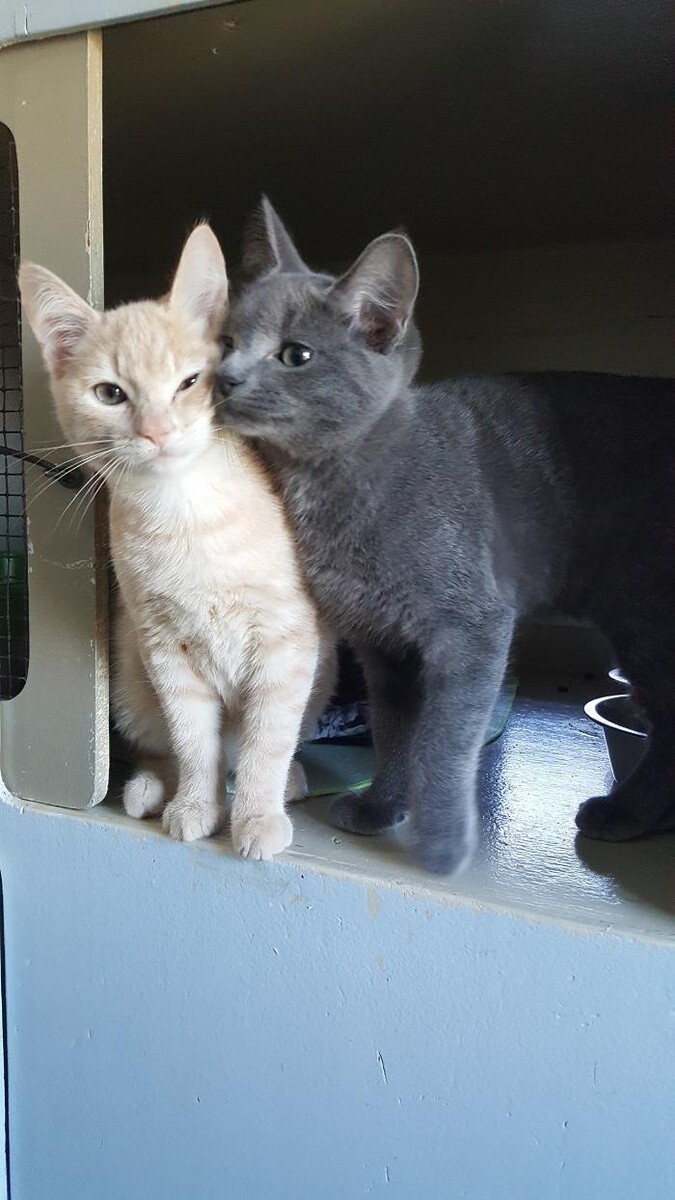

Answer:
[215,198,675,874]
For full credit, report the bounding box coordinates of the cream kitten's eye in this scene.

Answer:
[94,382,127,406]
[177,374,200,392]
[279,343,313,367]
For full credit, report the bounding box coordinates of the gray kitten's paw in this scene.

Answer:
[232,812,293,860]
[412,834,475,876]
[123,768,166,819]
[330,788,407,835]
[411,802,478,875]
[162,794,221,842]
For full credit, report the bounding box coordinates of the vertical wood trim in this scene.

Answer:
[0,32,108,808]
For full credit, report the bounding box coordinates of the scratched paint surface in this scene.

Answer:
[1,684,674,1198]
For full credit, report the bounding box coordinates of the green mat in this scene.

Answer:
[297,672,518,798]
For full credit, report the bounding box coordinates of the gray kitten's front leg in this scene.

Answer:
[409,614,514,873]
[331,615,514,874]
[330,646,422,835]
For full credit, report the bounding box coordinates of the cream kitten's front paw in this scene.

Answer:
[123,768,166,819]
[232,812,293,860]
[162,794,222,842]
[284,759,309,804]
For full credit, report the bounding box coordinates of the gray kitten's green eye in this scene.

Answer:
[177,374,200,392]
[279,342,313,368]
[94,382,127,406]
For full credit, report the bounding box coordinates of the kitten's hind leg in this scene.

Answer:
[112,603,174,820]
[285,759,309,804]
[123,759,174,820]
[576,620,675,840]
[283,633,335,806]
[330,646,420,835]
[298,633,338,742]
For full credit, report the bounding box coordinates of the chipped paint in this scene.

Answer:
[0,1,242,46]
[377,1050,388,1085]
[366,887,382,919]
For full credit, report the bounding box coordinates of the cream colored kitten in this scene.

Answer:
[19,226,335,858]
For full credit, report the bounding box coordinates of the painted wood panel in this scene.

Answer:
[0,1,229,46]
[0,33,108,808]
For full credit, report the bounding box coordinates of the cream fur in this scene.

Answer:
[19,226,335,858]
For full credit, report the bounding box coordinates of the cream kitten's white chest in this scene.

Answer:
[112,440,287,587]
[109,437,313,691]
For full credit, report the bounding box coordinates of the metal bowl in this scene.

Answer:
[584,693,649,783]
[608,666,630,688]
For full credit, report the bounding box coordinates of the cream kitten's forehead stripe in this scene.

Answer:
[83,303,219,393]
[19,237,226,468]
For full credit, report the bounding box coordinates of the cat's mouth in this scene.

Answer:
[214,392,283,435]
[128,437,207,470]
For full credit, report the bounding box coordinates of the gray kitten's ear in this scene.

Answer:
[170,223,228,338]
[242,196,309,278]
[18,263,98,377]
[332,233,419,353]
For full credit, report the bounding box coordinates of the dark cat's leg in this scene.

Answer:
[408,614,515,874]
[330,646,422,835]
[576,621,675,840]
[331,616,513,870]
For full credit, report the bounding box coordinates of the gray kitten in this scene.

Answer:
[215,198,675,874]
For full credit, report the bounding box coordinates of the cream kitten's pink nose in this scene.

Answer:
[137,416,174,449]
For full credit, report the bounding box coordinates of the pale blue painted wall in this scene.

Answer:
[0,1,223,45]
[1,797,673,1200]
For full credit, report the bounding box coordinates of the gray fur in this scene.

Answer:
[215,200,675,874]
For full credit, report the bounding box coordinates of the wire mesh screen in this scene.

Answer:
[0,123,28,700]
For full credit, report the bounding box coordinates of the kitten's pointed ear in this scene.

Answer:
[332,233,419,353]
[170,223,228,338]
[242,196,309,279]
[18,263,97,377]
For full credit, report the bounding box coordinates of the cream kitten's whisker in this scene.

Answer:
[73,473,112,535]
[80,455,129,531]
[30,437,116,453]
[56,455,114,531]
[28,448,115,509]
[68,454,125,532]
[27,444,115,496]
[29,464,107,512]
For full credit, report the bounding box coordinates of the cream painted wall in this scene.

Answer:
[0,33,108,809]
